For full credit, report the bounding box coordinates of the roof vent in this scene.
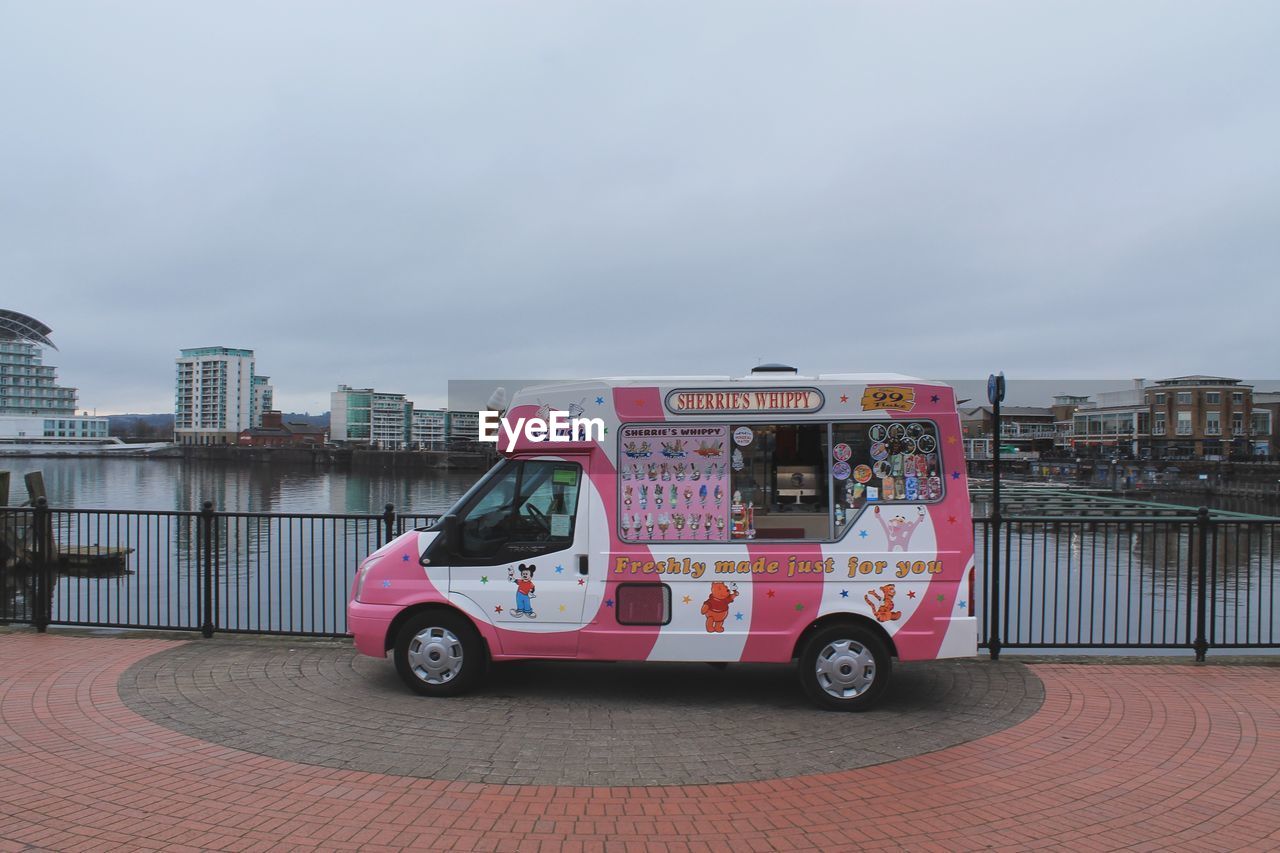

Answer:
[751,363,798,375]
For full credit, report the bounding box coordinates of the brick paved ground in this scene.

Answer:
[117,641,1043,785]
[2,634,1279,851]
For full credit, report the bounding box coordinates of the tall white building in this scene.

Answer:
[174,347,257,445]
[0,309,109,444]
[252,375,274,427]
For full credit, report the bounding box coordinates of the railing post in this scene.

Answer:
[201,500,215,638]
[988,510,1002,660]
[32,497,53,632]
[383,503,396,545]
[1193,506,1210,662]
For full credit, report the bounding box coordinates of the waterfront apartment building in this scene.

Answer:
[331,385,412,449]
[960,405,1059,460]
[0,309,109,443]
[252,375,274,427]
[1059,376,1264,460]
[174,347,258,445]
[411,409,447,449]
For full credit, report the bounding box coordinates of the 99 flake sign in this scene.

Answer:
[861,386,916,412]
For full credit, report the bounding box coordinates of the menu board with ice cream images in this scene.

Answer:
[618,425,730,542]
[866,421,942,503]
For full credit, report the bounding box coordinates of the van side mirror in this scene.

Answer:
[435,514,459,554]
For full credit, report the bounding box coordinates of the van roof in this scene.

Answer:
[518,373,944,394]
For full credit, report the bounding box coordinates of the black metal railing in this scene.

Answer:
[977,509,1278,659]
[3,500,1277,658]
[1,500,440,638]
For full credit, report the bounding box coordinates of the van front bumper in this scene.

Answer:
[348,600,399,658]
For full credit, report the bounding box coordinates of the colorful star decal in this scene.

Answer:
[559,604,567,613]
[907,590,917,599]
[839,589,849,598]
[595,396,605,405]
[603,427,609,435]
[766,590,776,599]
[734,612,744,621]
[957,600,967,609]
[839,394,849,403]
[947,515,957,524]
[794,602,805,612]
[494,605,504,613]
[577,578,586,586]
[605,598,614,608]
[480,575,489,584]
[947,435,958,445]
[401,554,410,562]
[682,595,692,604]
[555,565,564,573]
[951,471,961,480]
[381,579,391,588]
[930,394,940,404]
[635,399,645,406]
[936,593,946,603]
[859,529,869,539]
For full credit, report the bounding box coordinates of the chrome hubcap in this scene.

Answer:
[814,639,876,699]
[406,627,464,685]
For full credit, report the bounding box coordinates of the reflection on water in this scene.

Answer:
[0,457,479,515]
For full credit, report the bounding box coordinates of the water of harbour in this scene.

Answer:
[0,457,477,515]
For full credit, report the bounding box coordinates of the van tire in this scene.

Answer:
[798,623,891,711]
[393,610,486,697]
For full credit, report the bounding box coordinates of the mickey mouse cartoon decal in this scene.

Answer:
[508,563,537,618]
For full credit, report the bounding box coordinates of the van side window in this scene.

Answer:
[832,421,943,536]
[729,423,830,541]
[457,460,582,564]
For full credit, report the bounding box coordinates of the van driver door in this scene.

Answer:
[449,457,590,654]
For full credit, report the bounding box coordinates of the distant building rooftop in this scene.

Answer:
[0,309,57,349]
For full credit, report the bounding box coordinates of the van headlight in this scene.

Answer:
[354,559,379,602]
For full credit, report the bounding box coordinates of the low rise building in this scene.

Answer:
[238,411,327,447]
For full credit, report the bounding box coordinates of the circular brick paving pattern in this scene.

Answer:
[119,641,1042,785]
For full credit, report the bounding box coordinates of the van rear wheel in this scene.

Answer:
[393,611,486,697]
[798,624,891,711]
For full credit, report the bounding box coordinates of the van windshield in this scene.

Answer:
[435,458,511,524]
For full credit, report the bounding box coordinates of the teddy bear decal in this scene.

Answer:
[700,581,739,633]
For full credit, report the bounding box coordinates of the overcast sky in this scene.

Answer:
[3,1,1277,414]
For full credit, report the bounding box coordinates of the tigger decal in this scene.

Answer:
[865,583,902,623]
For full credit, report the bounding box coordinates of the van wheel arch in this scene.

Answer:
[384,603,491,660]
[792,614,898,662]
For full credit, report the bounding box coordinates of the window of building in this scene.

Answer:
[1206,392,1221,405]
[1154,393,1167,404]
[1177,411,1192,435]
[1205,412,1221,435]
[1233,392,1244,404]
[1176,392,1192,405]
[1253,412,1271,436]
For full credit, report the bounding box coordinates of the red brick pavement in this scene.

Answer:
[1,634,1278,852]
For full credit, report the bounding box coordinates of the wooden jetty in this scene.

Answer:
[0,470,134,572]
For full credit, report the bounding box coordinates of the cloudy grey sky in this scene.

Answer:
[3,1,1277,414]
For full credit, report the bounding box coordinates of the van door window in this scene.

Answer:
[457,460,582,563]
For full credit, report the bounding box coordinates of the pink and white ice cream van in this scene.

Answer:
[348,368,976,710]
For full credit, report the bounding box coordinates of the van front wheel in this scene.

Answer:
[798,624,891,711]
[393,611,486,697]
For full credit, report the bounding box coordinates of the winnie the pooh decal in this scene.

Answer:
[700,581,739,633]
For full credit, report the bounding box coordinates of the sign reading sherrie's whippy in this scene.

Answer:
[665,387,824,414]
